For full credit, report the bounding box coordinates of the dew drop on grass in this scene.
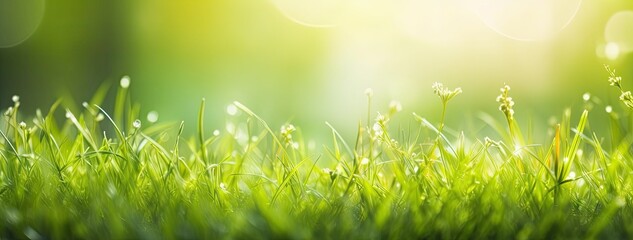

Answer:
[582,93,590,101]
[606,105,613,113]
[226,104,238,116]
[11,95,19,103]
[213,130,220,136]
[361,157,369,165]
[133,119,141,129]
[120,75,131,89]
[147,111,159,123]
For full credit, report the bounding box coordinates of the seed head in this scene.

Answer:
[19,121,27,130]
[280,124,296,146]
[432,82,462,104]
[620,91,633,108]
[364,88,374,98]
[4,107,13,117]
[95,113,105,122]
[496,84,515,120]
[280,124,296,137]
[389,100,402,113]
[605,65,622,88]
[372,122,383,136]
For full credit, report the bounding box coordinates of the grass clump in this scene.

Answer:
[1,70,633,239]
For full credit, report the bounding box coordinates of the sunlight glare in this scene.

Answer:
[0,0,45,48]
[271,0,344,27]
[605,11,633,56]
[605,42,620,61]
[471,0,581,41]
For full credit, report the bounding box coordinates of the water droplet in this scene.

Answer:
[582,93,591,101]
[226,104,238,116]
[120,75,131,89]
[133,119,141,129]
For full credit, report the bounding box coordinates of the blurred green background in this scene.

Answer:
[1,0,633,142]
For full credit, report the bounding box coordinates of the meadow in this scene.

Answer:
[1,65,633,239]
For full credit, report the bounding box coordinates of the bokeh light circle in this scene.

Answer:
[0,0,45,48]
[605,11,633,55]
[472,0,582,41]
[271,0,344,27]
[605,42,620,60]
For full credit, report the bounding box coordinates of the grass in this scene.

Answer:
[1,67,633,239]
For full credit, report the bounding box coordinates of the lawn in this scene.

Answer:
[1,66,633,239]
